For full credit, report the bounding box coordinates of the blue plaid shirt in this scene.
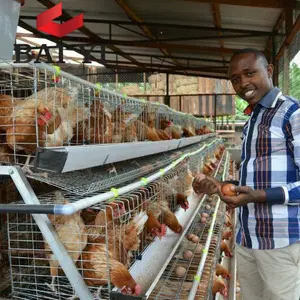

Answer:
[236,87,300,249]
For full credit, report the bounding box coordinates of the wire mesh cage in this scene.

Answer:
[6,152,206,300]
[148,201,227,300]
[4,139,226,300]
[0,61,211,173]
[148,150,230,300]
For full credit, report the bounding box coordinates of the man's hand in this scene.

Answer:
[221,186,266,208]
[192,174,222,195]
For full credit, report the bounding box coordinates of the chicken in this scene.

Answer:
[202,163,214,176]
[85,202,126,242]
[0,94,23,132]
[224,212,232,228]
[156,128,171,140]
[182,125,196,137]
[179,166,194,197]
[220,241,233,257]
[5,100,56,153]
[81,243,141,296]
[147,186,183,234]
[111,105,138,143]
[74,100,113,144]
[176,193,189,211]
[4,87,87,172]
[196,125,212,135]
[0,144,14,164]
[212,275,228,298]
[44,197,87,292]
[162,208,182,234]
[141,182,183,235]
[161,175,190,210]
[215,264,231,279]
[222,229,232,240]
[135,120,161,141]
[161,120,182,139]
[122,120,138,142]
[92,211,148,266]
[146,211,167,239]
[43,103,89,147]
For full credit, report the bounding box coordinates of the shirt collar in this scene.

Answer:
[243,87,281,116]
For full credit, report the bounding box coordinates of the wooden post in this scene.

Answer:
[283,47,289,94]
[164,73,170,106]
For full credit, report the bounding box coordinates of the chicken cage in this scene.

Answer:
[2,138,236,300]
[0,61,213,175]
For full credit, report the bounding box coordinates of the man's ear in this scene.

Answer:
[267,64,274,78]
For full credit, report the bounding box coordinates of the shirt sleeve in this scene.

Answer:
[265,107,300,205]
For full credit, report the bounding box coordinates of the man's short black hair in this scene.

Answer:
[230,48,269,66]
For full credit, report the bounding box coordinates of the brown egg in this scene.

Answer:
[187,234,195,241]
[192,235,200,243]
[183,250,193,259]
[201,212,209,218]
[201,217,207,223]
[205,204,211,210]
[221,183,237,196]
[175,266,186,277]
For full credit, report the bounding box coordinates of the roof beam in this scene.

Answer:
[33,36,239,54]
[96,50,230,64]
[92,67,229,79]
[36,0,145,68]
[114,0,184,70]
[16,32,275,42]
[19,16,276,35]
[104,61,228,71]
[211,3,227,64]
[184,0,298,9]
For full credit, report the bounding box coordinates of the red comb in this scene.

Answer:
[44,110,52,121]
[37,118,46,126]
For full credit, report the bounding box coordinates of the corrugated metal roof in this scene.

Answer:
[17,0,288,78]
[220,5,281,31]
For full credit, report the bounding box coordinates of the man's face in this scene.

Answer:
[228,53,274,107]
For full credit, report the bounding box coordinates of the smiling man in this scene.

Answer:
[193,48,300,300]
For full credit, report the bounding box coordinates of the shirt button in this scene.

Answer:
[252,118,256,122]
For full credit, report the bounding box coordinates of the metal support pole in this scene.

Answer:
[283,47,289,94]
[164,73,170,106]
[179,95,182,111]
[214,95,217,132]
[7,166,94,300]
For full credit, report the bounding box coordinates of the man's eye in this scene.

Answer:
[247,71,254,76]
[232,78,239,84]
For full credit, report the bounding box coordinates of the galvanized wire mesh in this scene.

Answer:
[57,67,234,97]
[6,143,225,300]
[0,62,212,172]
[27,136,218,195]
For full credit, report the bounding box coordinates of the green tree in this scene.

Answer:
[235,96,249,121]
[278,62,300,99]
[290,63,300,99]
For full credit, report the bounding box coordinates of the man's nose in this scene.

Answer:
[240,76,250,88]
